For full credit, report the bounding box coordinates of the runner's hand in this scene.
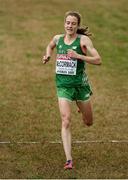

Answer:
[67,49,79,59]
[43,55,50,64]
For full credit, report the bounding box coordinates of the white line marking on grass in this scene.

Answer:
[17,141,40,144]
[0,141,40,144]
[49,140,128,144]
[0,140,128,144]
[0,141,11,144]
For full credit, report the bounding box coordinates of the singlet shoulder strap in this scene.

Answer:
[55,34,64,45]
[77,34,82,39]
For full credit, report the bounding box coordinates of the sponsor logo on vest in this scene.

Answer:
[57,54,71,60]
[59,45,62,49]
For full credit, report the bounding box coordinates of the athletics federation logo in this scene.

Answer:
[72,46,77,50]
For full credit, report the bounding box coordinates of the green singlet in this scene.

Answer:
[55,34,92,101]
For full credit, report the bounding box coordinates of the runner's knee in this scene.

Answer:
[61,114,71,129]
[83,116,93,126]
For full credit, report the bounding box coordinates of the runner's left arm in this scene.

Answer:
[67,36,102,65]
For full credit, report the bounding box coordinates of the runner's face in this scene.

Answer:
[64,15,78,35]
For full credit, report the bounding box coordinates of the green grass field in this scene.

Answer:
[0,0,128,179]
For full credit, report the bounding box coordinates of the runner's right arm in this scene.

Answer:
[43,35,59,64]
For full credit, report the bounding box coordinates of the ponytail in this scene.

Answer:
[77,26,92,36]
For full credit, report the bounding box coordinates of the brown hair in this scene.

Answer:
[65,11,92,36]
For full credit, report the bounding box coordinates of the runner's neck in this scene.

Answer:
[64,34,78,45]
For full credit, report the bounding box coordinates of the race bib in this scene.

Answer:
[56,59,77,75]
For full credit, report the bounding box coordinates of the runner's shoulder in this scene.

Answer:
[80,35,92,47]
[53,34,64,43]
[80,34,91,41]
